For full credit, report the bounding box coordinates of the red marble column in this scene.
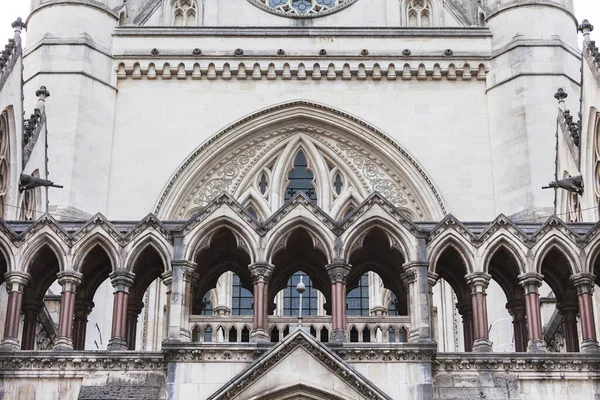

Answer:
[126,301,144,350]
[571,273,599,353]
[506,300,527,352]
[327,262,351,343]
[518,273,546,352]
[557,300,580,352]
[456,300,474,352]
[465,273,492,352]
[0,272,31,351]
[54,271,83,350]
[107,271,135,351]
[20,299,42,350]
[249,263,273,343]
[72,301,94,350]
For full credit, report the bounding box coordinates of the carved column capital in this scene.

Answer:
[326,262,351,284]
[11,18,26,32]
[109,270,135,293]
[249,262,274,284]
[465,272,491,293]
[518,272,544,294]
[74,300,94,319]
[57,270,83,292]
[570,273,596,295]
[579,19,594,39]
[4,271,31,293]
[427,271,439,288]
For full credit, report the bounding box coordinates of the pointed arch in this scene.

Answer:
[481,233,527,275]
[533,234,580,275]
[428,231,475,274]
[21,230,69,273]
[342,216,411,262]
[124,230,172,273]
[72,231,120,273]
[155,100,445,221]
[237,187,271,220]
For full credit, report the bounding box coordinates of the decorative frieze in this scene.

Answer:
[116,60,488,82]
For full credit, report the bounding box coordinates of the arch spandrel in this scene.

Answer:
[155,101,445,221]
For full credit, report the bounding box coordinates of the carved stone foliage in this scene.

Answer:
[247,0,358,18]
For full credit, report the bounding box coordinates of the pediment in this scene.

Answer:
[208,330,392,400]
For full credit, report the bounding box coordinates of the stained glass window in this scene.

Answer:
[232,274,254,316]
[285,152,317,203]
[347,273,369,316]
[283,271,318,316]
[259,0,353,16]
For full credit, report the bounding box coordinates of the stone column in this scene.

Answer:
[163,260,197,343]
[72,300,93,350]
[107,271,135,350]
[0,271,31,351]
[126,300,144,350]
[506,300,527,352]
[402,261,434,343]
[557,300,580,352]
[518,272,546,352]
[249,262,274,343]
[571,273,600,353]
[54,271,83,350]
[327,262,351,343]
[21,299,43,350]
[465,272,493,352]
[456,300,474,352]
[427,272,439,342]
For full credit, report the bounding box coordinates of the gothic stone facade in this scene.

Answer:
[1,1,600,399]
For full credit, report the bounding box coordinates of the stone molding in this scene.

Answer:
[249,262,274,284]
[326,262,351,284]
[116,60,488,83]
[584,40,600,86]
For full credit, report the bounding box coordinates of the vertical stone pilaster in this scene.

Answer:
[571,273,600,353]
[54,271,83,350]
[327,262,351,343]
[0,271,31,351]
[107,270,135,351]
[163,260,197,343]
[465,272,493,352]
[402,261,433,344]
[518,272,546,352]
[249,262,273,343]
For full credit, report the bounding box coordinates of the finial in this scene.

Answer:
[35,86,50,100]
[11,17,26,32]
[554,88,568,104]
[579,19,594,42]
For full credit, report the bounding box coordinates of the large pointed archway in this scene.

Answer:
[155,101,445,221]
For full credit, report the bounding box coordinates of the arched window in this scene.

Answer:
[241,326,250,342]
[320,327,329,342]
[362,326,371,342]
[200,293,213,316]
[192,325,201,342]
[283,271,319,316]
[388,327,396,342]
[284,151,317,204]
[407,0,431,27]
[203,326,213,342]
[347,273,370,316]
[172,0,197,26]
[271,326,280,342]
[228,326,238,342]
[232,273,253,316]
[0,110,10,218]
[350,326,359,342]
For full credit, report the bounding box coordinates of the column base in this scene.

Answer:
[0,338,20,352]
[580,339,600,354]
[331,329,347,343]
[527,339,547,353]
[107,337,128,351]
[53,337,74,351]
[472,339,493,352]
[250,330,270,343]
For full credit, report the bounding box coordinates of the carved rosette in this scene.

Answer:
[326,262,351,284]
[249,262,274,284]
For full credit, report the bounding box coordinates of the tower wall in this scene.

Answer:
[23,2,119,217]
[486,1,580,218]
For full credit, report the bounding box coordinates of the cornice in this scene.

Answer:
[113,26,493,38]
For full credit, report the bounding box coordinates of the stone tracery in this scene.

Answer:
[248,0,358,18]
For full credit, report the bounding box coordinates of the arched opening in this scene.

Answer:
[76,245,113,350]
[432,244,472,352]
[487,246,524,352]
[284,151,317,204]
[127,245,168,350]
[21,245,60,350]
[270,229,330,317]
[540,247,580,352]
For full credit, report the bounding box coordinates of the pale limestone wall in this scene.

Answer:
[0,377,83,400]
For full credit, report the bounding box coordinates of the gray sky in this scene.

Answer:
[0,1,599,45]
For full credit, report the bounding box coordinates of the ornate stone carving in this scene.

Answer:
[249,262,274,284]
[246,0,358,19]
[326,262,351,284]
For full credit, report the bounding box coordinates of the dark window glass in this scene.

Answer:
[343,206,355,219]
[320,327,329,343]
[229,327,237,342]
[347,274,370,316]
[283,326,290,337]
[400,327,408,343]
[334,173,343,195]
[271,327,280,342]
[241,326,250,342]
[201,293,213,316]
[283,271,318,316]
[247,206,258,219]
[192,326,201,342]
[232,273,254,316]
[284,152,317,204]
[362,327,371,343]
[310,326,317,337]
[388,327,396,343]
[204,327,213,342]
